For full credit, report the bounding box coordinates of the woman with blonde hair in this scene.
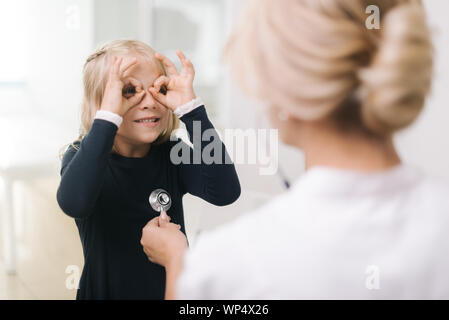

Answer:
[141,0,449,299]
[57,40,240,299]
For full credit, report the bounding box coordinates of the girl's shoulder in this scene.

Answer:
[159,137,186,150]
[67,140,81,154]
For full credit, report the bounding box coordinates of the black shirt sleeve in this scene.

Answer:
[175,105,241,206]
[56,119,117,219]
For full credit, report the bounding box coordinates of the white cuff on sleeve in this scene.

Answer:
[173,97,204,118]
[95,110,123,128]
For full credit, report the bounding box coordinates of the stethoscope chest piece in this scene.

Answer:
[149,189,172,213]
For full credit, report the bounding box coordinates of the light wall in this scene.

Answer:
[26,0,93,133]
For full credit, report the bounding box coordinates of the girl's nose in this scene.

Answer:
[138,89,157,110]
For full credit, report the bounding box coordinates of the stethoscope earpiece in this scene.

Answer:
[149,189,172,213]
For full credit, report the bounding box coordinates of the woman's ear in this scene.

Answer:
[268,105,290,127]
[267,105,303,147]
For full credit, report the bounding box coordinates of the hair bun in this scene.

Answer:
[358,2,434,135]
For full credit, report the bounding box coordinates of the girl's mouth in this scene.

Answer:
[134,117,161,127]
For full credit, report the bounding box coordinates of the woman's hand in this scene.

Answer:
[100,56,146,116]
[140,211,188,268]
[149,50,196,111]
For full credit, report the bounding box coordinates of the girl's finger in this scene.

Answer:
[120,57,138,77]
[177,50,195,77]
[110,56,122,81]
[108,56,117,79]
[115,56,123,72]
[152,75,170,92]
[127,89,145,107]
[149,87,169,107]
[127,77,142,88]
[177,49,187,62]
[122,77,142,99]
[155,52,179,77]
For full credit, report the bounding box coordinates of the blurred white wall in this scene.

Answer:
[0,0,95,173]
[26,0,94,140]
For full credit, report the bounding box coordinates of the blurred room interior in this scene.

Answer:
[0,0,448,299]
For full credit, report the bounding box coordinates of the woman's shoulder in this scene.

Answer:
[411,169,449,211]
[189,194,288,255]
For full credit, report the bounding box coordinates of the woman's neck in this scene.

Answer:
[298,122,401,172]
[113,136,151,158]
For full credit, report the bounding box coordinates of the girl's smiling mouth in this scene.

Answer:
[134,116,161,127]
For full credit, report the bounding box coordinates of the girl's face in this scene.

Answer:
[116,55,170,146]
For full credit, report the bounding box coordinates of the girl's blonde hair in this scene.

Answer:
[224,0,434,136]
[79,39,179,144]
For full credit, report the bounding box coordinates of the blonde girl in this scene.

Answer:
[57,40,240,300]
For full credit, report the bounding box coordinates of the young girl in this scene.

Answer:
[57,40,241,300]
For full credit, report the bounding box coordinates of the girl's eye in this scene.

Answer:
[159,84,167,95]
[122,84,136,99]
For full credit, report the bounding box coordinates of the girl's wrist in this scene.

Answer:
[178,89,196,108]
[95,110,123,128]
[174,97,204,118]
[184,93,196,105]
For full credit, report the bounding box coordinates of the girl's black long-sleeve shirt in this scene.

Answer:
[56,106,240,300]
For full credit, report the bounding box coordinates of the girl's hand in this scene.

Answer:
[100,56,146,117]
[149,50,196,111]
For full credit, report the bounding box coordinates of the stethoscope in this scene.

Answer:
[150,188,190,245]
[149,188,172,213]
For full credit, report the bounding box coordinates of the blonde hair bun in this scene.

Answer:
[225,0,434,136]
[358,2,434,135]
